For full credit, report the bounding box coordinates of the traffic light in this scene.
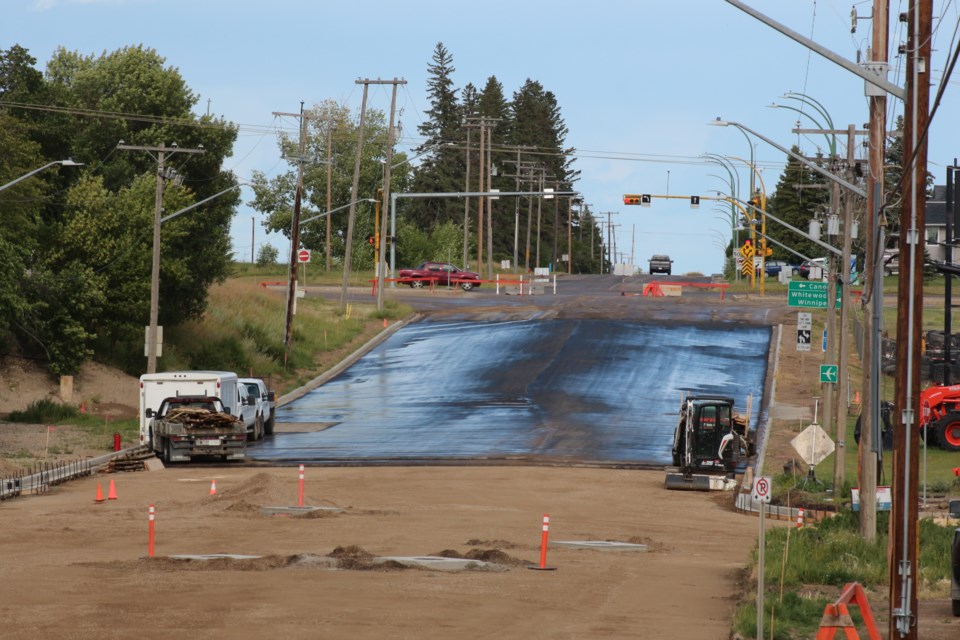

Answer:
[623,194,642,205]
[748,196,761,209]
[763,247,773,257]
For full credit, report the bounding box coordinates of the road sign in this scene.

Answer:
[791,424,835,467]
[797,330,811,352]
[797,312,812,330]
[298,249,311,263]
[820,365,838,383]
[752,476,772,503]
[787,281,842,308]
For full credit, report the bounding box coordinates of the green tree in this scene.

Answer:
[765,146,830,263]
[248,100,409,271]
[507,79,578,270]
[0,44,239,374]
[406,42,465,228]
[257,244,279,267]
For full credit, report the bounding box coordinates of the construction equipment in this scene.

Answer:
[918,384,960,451]
[665,396,754,491]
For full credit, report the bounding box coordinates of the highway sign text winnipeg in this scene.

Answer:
[787,281,841,309]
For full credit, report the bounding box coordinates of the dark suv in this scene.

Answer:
[648,255,673,275]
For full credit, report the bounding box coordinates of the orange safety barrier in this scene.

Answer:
[641,281,729,300]
[814,582,880,640]
[642,283,664,297]
[370,277,491,295]
[259,281,286,288]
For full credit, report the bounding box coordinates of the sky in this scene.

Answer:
[4,0,960,275]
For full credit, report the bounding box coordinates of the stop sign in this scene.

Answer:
[298,249,311,263]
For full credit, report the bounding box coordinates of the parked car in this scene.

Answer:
[798,258,828,279]
[239,377,277,436]
[764,260,799,277]
[236,383,262,441]
[398,262,481,291]
[648,254,673,275]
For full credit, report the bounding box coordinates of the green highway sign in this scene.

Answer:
[787,281,842,309]
[820,365,838,383]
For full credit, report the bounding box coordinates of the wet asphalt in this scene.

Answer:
[250,274,776,467]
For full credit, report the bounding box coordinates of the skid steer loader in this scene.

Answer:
[665,395,755,491]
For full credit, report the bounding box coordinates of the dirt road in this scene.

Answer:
[0,465,756,640]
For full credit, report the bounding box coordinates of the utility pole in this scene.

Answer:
[463,124,472,269]
[498,152,536,272]
[486,120,496,280]
[325,126,333,272]
[567,196,574,274]
[340,81,371,313]
[860,0,889,543]
[376,79,405,312]
[833,124,857,490]
[475,118,485,274]
[117,141,205,374]
[273,104,312,353]
[890,3,930,638]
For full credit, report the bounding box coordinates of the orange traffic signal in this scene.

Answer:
[624,195,642,205]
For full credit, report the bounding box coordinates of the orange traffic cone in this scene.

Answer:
[107,478,118,500]
[94,482,105,504]
[383,318,388,328]
[209,479,217,496]
[80,402,86,414]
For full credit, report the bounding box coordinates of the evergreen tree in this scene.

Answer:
[407,42,464,228]
[765,146,830,262]
[507,79,579,270]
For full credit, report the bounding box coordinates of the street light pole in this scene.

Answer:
[117,142,204,374]
[0,159,83,192]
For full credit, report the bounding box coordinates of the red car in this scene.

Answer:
[398,262,481,291]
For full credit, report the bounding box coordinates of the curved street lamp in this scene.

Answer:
[768,102,836,157]
[0,159,83,192]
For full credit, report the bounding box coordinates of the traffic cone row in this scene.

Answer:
[94,478,119,503]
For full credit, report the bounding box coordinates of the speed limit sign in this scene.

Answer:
[752,476,772,503]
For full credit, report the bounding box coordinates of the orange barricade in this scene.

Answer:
[642,283,664,297]
[814,582,880,640]
[641,281,729,300]
[259,281,285,288]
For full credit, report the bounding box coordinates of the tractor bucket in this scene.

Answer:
[664,472,738,492]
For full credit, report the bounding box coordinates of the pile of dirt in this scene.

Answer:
[0,358,138,418]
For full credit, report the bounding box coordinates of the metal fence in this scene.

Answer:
[0,457,94,501]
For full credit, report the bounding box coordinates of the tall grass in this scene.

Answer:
[731,509,956,639]
[162,278,410,394]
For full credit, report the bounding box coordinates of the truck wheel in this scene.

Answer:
[265,413,275,436]
[934,413,960,451]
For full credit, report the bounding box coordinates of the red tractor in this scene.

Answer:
[919,384,960,451]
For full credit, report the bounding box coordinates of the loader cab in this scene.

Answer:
[690,400,733,460]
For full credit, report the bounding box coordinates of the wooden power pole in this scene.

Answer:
[889,2,931,637]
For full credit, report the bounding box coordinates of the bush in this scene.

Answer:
[7,399,79,423]
[257,244,279,267]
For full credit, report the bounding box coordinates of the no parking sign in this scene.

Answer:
[752,476,772,503]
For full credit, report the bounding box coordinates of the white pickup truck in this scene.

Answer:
[239,378,277,436]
